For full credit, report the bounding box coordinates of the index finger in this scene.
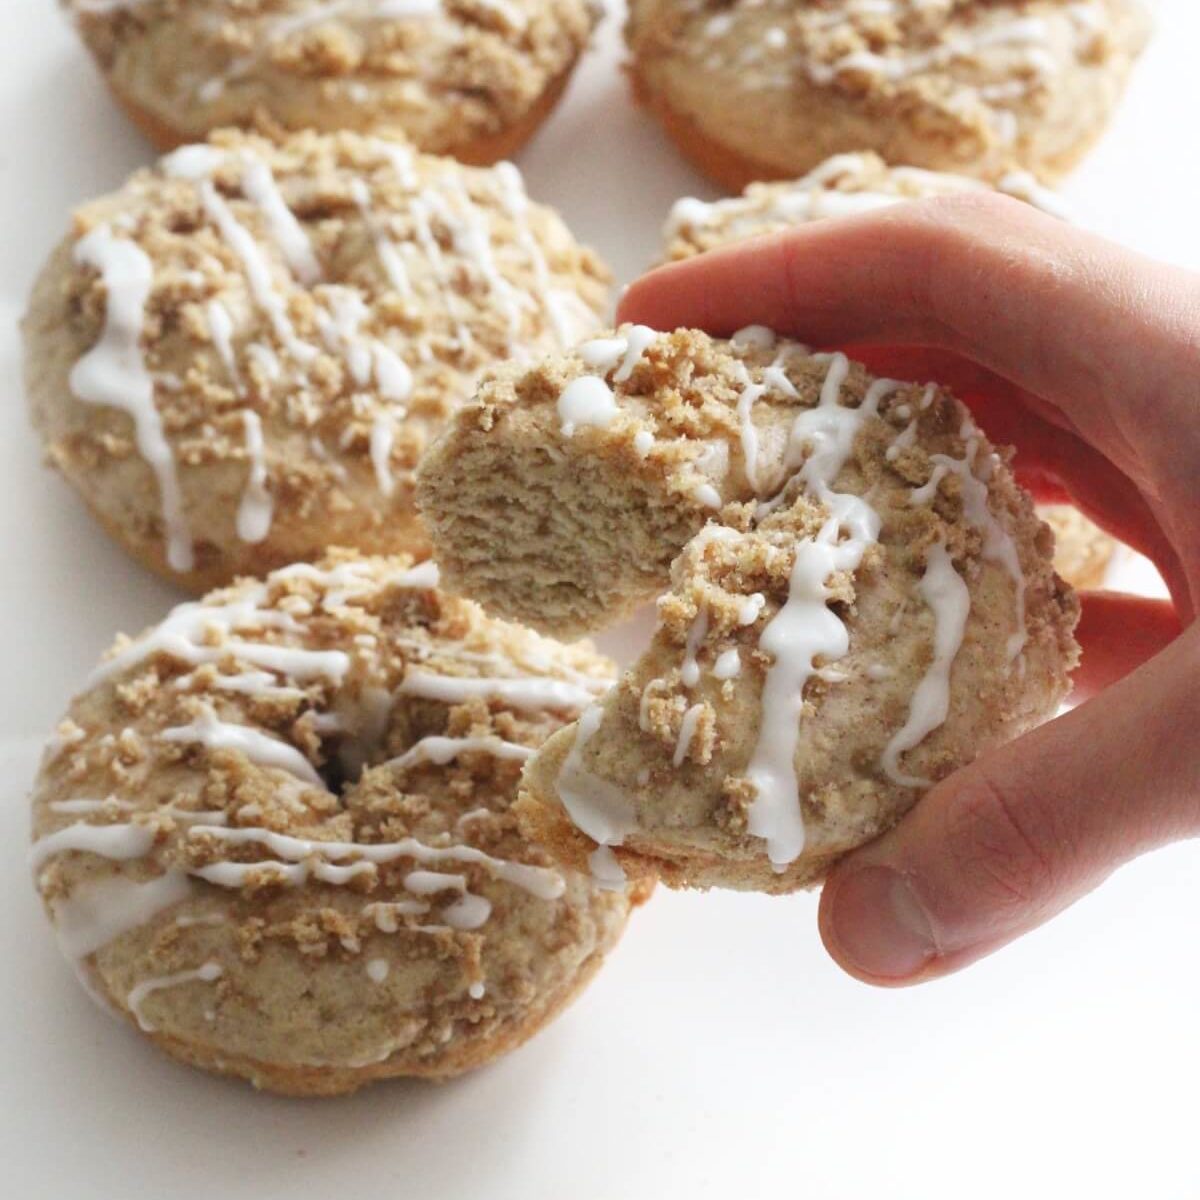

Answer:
[618,193,1200,491]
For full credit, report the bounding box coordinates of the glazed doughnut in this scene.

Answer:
[22,128,609,592]
[661,149,1071,260]
[64,0,602,163]
[659,150,1120,593]
[416,326,1079,892]
[29,552,643,1096]
[626,0,1151,191]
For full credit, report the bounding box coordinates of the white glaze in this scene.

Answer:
[680,606,709,688]
[911,434,1027,659]
[673,703,705,767]
[384,735,533,772]
[187,823,566,901]
[51,870,194,961]
[398,670,601,712]
[160,705,325,787]
[71,225,194,572]
[746,355,889,868]
[558,375,618,438]
[30,820,157,873]
[881,542,971,787]
[556,705,639,886]
[713,648,741,680]
[127,961,222,1032]
[235,409,274,542]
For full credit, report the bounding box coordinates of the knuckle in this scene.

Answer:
[938,762,1061,916]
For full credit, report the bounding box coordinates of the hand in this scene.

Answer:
[618,193,1196,985]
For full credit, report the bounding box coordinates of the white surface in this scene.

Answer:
[0,2,1196,1197]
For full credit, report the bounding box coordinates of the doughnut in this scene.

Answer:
[29,552,644,1096]
[63,0,602,163]
[22,128,609,592]
[659,150,1120,592]
[1040,504,1116,590]
[626,0,1152,191]
[415,326,1080,892]
[661,149,1072,260]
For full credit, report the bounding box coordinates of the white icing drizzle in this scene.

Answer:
[713,648,741,680]
[577,337,628,373]
[193,1,444,101]
[370,418,397,496]
[881,542,970,787]
[49,797,134,815]
[680,606,709,688]
[235,410,274,542]
[51,871,194,961]
[633,429,655,458]
[185,823,565,901]
[667,150,1069,248]
[555,705,638,890]
[88,591,350,685]
[364,899,429,932]
[350,177,412,296]
[613,326,658,383]
[558,376,617,438]
[738,593,766,626]
[384,735,533,772]
[440,176,524,342]
[160,704,325,787]
[71,225,194,572]
[586,845,627,890]
[909,426,1027,660]
[127,961,222,1032]
[239,155,321,285]
[397,670,602,712]
[493,161,585,347]
[163,146,319,366]
[207,300,241,391]
[673,703,706,767]
[30,821,157,873]
[735,368,767,492]
[745,356,892,869]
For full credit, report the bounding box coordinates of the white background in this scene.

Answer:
[1,2,1197,1197]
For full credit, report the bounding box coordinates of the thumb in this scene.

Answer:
[817,624,1200,986]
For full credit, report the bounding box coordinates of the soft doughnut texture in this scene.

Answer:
[1040,504,1116,590]
[63,0,602,163]
[626,0,1151,190]
[23,128,609,592]
[416,326,1080,892]
[29,552,644,1096]
[658,150,1119,592]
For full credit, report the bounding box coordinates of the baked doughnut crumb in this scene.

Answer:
[64,0,603,162]
[29,552,646,1096]
[417,326,1080,892]
[626,0,1152,189]
[22,127,609,591]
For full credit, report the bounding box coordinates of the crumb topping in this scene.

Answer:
[30,551,622,1059]
[69,0,602,145]
[630,0,1138,152]
[35,128,608,575]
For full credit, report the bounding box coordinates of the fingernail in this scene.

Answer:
[827,865,938,981]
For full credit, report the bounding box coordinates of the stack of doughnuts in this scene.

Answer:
[23,0,1143,1092]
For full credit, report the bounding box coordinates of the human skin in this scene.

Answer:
[617,194,1197,985]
